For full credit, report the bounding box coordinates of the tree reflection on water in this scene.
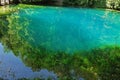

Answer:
[0,7,96,80]
[0,11,58,80]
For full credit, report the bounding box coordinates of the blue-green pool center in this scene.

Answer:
[15,6,120,52]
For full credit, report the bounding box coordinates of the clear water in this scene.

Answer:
[13,7,120,52]
[0,5,120,79]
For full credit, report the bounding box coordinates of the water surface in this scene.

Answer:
[11,6,120,52]
[0,5,120,79]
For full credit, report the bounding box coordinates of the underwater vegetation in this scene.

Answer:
[0,4,120,80]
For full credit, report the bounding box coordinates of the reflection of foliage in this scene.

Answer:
[0,9,33,56]
[0,13,97,79]
[22,47,98,80]
[23,46,120,80]
[0,16,8,39]
[87,46,120,80]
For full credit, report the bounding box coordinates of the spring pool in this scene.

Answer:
[0,4,120,79]
[9,5,120,52]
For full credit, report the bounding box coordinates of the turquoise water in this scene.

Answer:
[1,5,120,79]
[15,7,120,52]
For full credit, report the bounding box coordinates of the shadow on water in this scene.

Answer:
[0,4,120,80]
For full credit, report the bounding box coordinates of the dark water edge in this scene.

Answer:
[0,5,120,80]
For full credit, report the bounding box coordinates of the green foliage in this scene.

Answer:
[63,0,94,7]
[106,0,120,9]
[87,46,120,80]
[0,5,17,16]
[11,0,120,10]
[13,0,57,5]
[63,0,120,10]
